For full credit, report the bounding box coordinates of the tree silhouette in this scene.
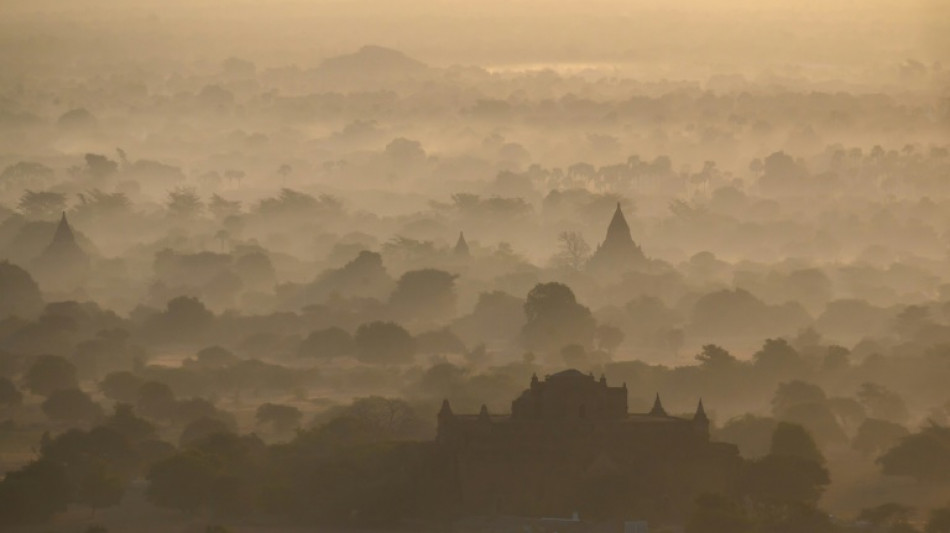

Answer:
[24,355,78,397]
[0,459,70,525]
[17,190,66,219]
[256,403,302,434]
[388,269,458,322]
[298,327,355,359]
[552,231,591,271]
[522,282,596,353]
[686,493,752,533]
[0,376,23,407]
[41,388,103,424]
[354,321,415,364]
[878,425,950,482]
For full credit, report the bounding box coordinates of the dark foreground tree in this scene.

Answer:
[929,505,950,533]
[686,493,753,533]
[0,459,70,525]
[146,450,220,514]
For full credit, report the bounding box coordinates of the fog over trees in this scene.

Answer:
[0,0,948,532]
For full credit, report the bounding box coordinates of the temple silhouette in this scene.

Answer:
[454,231,470,257]
[586,203,646,275]
[31,212,90,292]
[437,370,740,521]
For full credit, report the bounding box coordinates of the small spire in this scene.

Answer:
[439,398,453,417]
[649,393,667,417]
[454,231,470,256]
[53,211,76,244]
[531,373,539,386]
[694,398,708,421]
[479,404,490,420]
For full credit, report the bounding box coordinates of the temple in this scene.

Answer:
[454,231,470,257]
[31,212,90,292]
[586,203,646,275]
[436,370,739,522]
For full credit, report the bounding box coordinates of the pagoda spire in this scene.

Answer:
[604,202,631,245]
[694,399,708,421]
[649,393,667,417]
[454,231,470,256]
[52,212,76,245]
[439,398,454,418]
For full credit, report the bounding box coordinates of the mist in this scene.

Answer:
[0,1,948,532]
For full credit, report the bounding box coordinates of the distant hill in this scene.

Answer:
[314,45,431,80]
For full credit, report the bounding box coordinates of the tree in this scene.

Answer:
[83,153,118,179]
[770,422,825,465]
[208,194,242,220]
[595,324,624,353]
[146,296,214,343]
[179,417,234,448]
[24,354,78,397]
[716,415,777,459]
[686,493,752,533]
[316,396,425,445]
[354,321,416,364]
[74,465,124,517]
[41,388,103,423]
[388,269,458,322]
[414,327,466,355]
[771,381,827,418]
[695,344,739,369]
[0,376,23,407]
[853,418,910,456]
[298,327,355,359]
[552,231,591,271]
[522,282,596,353]
[858,382,910,423]
[742,454,830,506]
[99,371,146,403]
[928,505,950,533]
[1,161,54,185]
[104,403,157,444]
[753,338,806,378]
[778,401,848,447]
[758,151,806,194]
[0,261,44,319]
[256,403,302,434]
[136,381,177,421]
[0,459,70,525]
[878,425,950,482]
[166,187,204,218]
[17,190,66,219]
[146,450,219,514]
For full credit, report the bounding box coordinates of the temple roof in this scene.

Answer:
[52,212,76,245]
[41,212,87,260]
[604,203,632,245]
[587,202,646,271]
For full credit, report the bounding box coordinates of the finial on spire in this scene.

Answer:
[649,393,667,417]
